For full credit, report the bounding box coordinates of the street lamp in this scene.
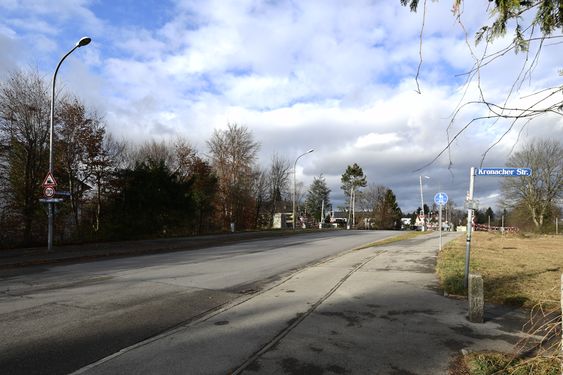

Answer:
[293,149,314,230]
[47,36,91,252]
[419,175,430,231]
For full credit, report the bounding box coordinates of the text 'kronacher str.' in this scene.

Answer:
[475,168,532,177]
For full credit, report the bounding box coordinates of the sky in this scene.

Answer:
[1,0,562,214]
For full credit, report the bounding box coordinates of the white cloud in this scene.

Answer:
[1,0,561,211]
[354,133,401,148]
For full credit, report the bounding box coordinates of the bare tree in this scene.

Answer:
[88,134,125,233]
[0,70,50,245]
[401,1,563,168]
[207,123,260,229]
[268,152,291,223]
[172,138,199,179]
[359,183,402,229]
[358,183,387,213]
[128,139,175,169]
[56,97,105,236]
[173,138,219,234]
[501,139,562,230]
[252,167,269,228]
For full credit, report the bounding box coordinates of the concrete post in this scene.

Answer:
[468,274,484,323]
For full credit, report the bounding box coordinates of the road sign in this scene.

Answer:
[44,187,55,198]
[475,167,532,177]
[464,199,479,210]
[42,172,57,187]
[434,192,448,205]
[39,198,64,203]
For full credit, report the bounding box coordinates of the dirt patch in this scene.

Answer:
[448,354,470,375]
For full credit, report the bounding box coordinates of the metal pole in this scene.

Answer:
[292,149,313,230]
[347,185,353,229]
[556,217,559,235]
[439,203,443,251]
[419,176,424,231]
[46,37,90,252]
[352,188,355,229]
[292,160,301,230]
[320,199,324,228]
[464,167,475,289]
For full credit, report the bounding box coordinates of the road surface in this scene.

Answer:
[0,230,396,375]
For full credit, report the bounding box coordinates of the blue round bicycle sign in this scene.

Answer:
[434,192,448,205]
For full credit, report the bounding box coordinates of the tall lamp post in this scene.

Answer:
[419,175,430,231]
[47,36,92,252]
[293,149,314,230]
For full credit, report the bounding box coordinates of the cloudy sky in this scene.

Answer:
[1,0,561,213]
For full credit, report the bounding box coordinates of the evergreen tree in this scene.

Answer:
[305,174,331,223]
[485,207,495,225]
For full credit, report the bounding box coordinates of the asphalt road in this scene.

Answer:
[0,230,396,375]
[72,231,527,375]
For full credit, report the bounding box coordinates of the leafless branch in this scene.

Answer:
[414,0,427,94]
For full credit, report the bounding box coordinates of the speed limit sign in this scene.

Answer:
[44,187,55,198]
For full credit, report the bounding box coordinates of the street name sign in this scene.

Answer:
[464,199,479,210]
[434,192,448,205]
[475,168,531,177]
[39,198,64,203]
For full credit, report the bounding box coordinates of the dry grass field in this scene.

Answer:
[437,231,562,308]
[438,232,562,374]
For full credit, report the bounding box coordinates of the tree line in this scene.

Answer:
[0,71,271,247]
[0,70,387,248]
[2,70,558,248]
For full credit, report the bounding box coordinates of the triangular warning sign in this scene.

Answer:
[43,172,57,187]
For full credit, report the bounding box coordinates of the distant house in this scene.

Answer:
[329,211,348,228]
[414,214,426,230]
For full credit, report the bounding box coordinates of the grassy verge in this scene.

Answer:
[436,231,562,308]
[464,352,560,375]
[355,230,429,250]
[438,232,562,375]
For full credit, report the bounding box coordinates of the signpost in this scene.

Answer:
[41,171,58,252]
[42,172,57,198]
[463,166,532,289]
[434,192,448,251]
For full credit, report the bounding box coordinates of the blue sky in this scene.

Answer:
[1,0,561,212]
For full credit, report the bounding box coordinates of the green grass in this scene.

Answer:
[435,239,477,297]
